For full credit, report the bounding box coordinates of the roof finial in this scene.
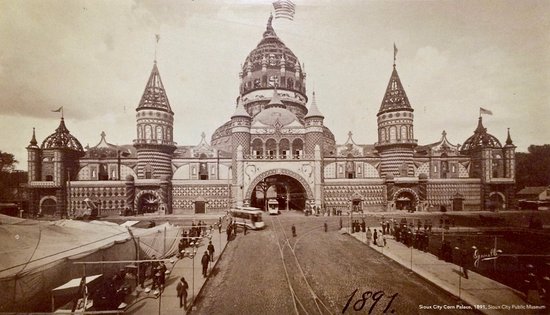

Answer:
[29,127,38,146]
[154,34,160,64]
[393,42,398,67]
[505,128,514,146]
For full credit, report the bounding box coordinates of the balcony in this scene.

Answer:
[133,139,177,146]
[243,154,315,160]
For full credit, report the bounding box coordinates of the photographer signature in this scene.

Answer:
[342,288,398,314]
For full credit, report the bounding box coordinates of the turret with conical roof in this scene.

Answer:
[134,61,176,180]
[376,50,417,177]
[27,128,41,182]
[305,91,325,155]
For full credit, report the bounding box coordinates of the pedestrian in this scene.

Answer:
[138,261,147,289]
[176,276,188,308]
[366,227,372,245]
[373,229,378,246]
[158,261,167,290]
[292,224,297,237]
[244,222,248,235]
[201,251,210,278]
[226,224,232,241]
[324,221,328,232]
[207,241,215,262]
[218,221,222,234]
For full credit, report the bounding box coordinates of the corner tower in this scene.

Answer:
[134,62,176,179]
[375,58,417,177]
[304,91,325,155]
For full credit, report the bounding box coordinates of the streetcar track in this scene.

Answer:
[270,216,332,315]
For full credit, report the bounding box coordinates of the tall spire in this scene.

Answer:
[505,128,514,146]
[378,65,412,115]
[137,62,172,113]
[28,127,38,148]
[305,91,324,118]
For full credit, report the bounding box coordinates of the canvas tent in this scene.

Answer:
[0,215,181,312]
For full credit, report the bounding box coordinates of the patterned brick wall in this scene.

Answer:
[426,181,481,210]
[68,183,127,216]
[172,184,230,213]
[323,183,386,212]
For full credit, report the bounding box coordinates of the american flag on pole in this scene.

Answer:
[272,0,296,20]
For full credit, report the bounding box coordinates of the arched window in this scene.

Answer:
[266,139,277,159]
[401,126,407,140]
[145,125,152,140]
[380,129,386,143]
[156,126,163,142]
[292,139,303,159]
[279,138,290,159]
[389,126,397,141]
[145,164,153,179]
[138,127,143,139]
[251,139,263,158]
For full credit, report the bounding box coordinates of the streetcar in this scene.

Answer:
[229,207,265,230]
[267,199,280,215]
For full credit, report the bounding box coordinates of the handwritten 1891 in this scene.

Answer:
[342,288,398,314]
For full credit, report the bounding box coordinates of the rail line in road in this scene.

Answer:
[270,216,332,315]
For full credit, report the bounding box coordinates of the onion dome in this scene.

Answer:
[305,91,324,119]
[137,62,173,113]
[240,15,306,96]
[377,65,412,115]
[460,117,502,152]
[41,118,84,151]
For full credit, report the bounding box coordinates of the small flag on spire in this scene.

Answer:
[51,106,63,113]
[273,0,295,20]
[393,43,398,64]
[480,107,493,116]
[155,34,160,43]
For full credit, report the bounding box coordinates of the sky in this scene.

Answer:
[0,0,549,171]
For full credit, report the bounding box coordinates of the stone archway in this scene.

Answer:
[39,196,57,215]
[393,188,419,211]
[489,192,506,211]
[135,190,162,214]
[246,169,314,211]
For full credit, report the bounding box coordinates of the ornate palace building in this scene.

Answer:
[25,16,516,216]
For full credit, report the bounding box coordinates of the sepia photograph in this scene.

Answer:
[0,0,549,314]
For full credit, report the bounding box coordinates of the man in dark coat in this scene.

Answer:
[207,241,215,262]
[176,276,188,308]
[201,251,210,278]
[292,224,297,237]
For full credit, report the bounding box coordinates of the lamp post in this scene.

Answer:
[181,240,199,310]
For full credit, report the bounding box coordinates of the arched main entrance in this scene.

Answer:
[40,197,57,215]
[393,189,419,211]
[138,193,159,214]
[249,174,309,211]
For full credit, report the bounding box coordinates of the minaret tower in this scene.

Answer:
[304,91,325,155]
[27,128,41,182]
[134,61,176,179]
[230,98,251,206]
[375,48,417,177]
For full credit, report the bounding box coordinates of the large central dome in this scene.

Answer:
[239,15,306,97]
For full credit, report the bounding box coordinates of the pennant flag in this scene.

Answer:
[480,107,493,116]
[51,106,63,113]
[273,0,295,20]
[155,34,160,43]
[393,43,398,64]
